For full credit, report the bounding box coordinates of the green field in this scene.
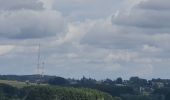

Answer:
[0,79,37,88]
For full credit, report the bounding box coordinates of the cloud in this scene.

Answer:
[134,58,163,64]
[0,0,44,11]
[0,10,66,39]
[52,0,124,20]
[137,0,170,10]
[0,45,14,55]
[142,45,162,53]
[39,0,54,10]
[105,51,138,62]
[74,17,149,50]
[133,64,154,77]
[58,21,94,44]
[112,0,170,31]
[66,53,79,59]
[0,0,67,39]
[112,10,170,30]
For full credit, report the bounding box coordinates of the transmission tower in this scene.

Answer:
[36,44,45,84]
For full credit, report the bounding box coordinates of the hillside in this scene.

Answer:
[0,79,34,88]
[0,82,115,100]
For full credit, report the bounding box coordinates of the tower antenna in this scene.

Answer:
[36,43,45,84]
[37,43,40,76]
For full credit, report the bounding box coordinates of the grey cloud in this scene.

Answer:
[0,10,66,39]
[78,19,150,50]
[137,0,170,10]
[52,0,123,20]
[0,0,67,39]
[0,0,44,11]
[112,10,170,30]
[112,0,170,32]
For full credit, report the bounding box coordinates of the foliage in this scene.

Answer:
[116,77,123,84]
[153,87,170,100]
[0,83,20,100]
[0,83,114,100]
[121,94,156,100]
[129,77,148,87]
[71,83,134,97]
[48,77,69,86]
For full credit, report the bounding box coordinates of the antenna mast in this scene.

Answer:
[36,44,45,83]
[37,44,40,76]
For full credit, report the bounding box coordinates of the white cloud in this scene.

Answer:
[38,0,54,10]
[105,51,138,62]
[67,53,79,59]
[142,45,162,53]
[0,45,14,55]
[58,21,94,44]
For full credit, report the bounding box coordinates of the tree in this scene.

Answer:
[129,77,147,87]
[48,77,69,85]
[103,79,113,85]
[116,77,123,84]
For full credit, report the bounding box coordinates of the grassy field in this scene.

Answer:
[0,80,37,88]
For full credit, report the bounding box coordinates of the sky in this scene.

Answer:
[0,0,170,80]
